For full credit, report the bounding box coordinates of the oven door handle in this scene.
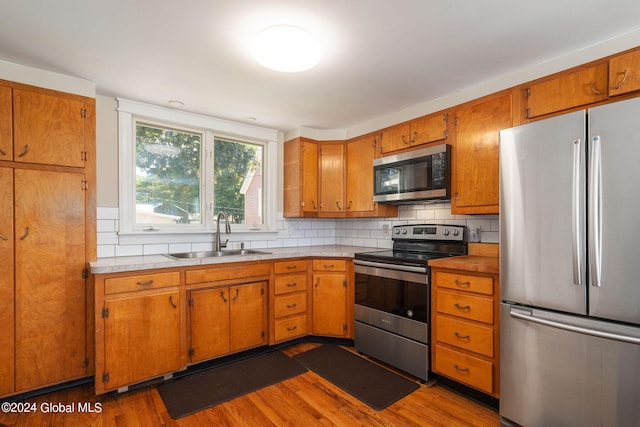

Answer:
[354,260,427,274]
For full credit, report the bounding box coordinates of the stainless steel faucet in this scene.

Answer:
[214,211,231,252]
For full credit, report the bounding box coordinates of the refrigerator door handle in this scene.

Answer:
[588,135,603,287]
[509,307,640,345]
[571,139,583,286]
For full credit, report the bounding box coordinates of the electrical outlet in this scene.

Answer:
[382,224,391,236]
[471,228,481,242]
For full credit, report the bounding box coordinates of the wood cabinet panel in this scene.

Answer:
[434,344,493,394]
[436,290,493,324]
[434,272,494,295]
[274,259,307,275]
[380,124,411,154]
[453,92,512,214]
[319,143,345,214]
[104,290,182,390]
[524,63,608,118]
[274,292,307,317]
[274,273,307,295]
[410,113,448,147]
[186,262,270,284]
[346,135,375,213]
[274,314,308,342]
[105,271,181,294]
[0,86,11,161]
[13,89,86,167]
[283,138,318,216]
[609,49,640,96]
[0,167,14,396]
[312,271,348,337]
[436,316,494,357]
[312,259,346,272]
[229,281,267,352]
[189,287,230,362]
[14,169,87,392]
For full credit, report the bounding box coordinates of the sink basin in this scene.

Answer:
[165,249,271,259]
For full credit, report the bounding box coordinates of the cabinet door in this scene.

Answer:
[346,135,376,213]
[0,167,14,396]
[302,140,319,214]
[609,49,640,96]
[189,288,230,362]
[13,89,85,167]
[312,273,347,336]
[104,291,182,390]
[453,93,512,214]
[229,281,267,352]
[0,86,11,161]
[379,124,410,154]
[524,63,608,118]
[410,113,448,146]
[319,143,345,214]
[14,169,87,391]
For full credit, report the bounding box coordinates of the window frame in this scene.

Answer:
[118,98,278,237]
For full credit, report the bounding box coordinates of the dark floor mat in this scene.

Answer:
[293,344,420,410]
[157,350,307,419]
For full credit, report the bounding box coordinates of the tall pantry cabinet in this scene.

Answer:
[0,80,96,397]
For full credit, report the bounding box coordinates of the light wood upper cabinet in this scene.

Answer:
[0,86,11,160]
[283,138,318,217]
[524,63,608,119]
[319,142,345,215]
[13,88,87,168]
[452,92,512,215]
[609,49,640,96]
[14,169,87,392]
[0,167,14,396]
[379,112,448,154]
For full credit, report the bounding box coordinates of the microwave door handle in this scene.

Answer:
[588,136,603,288]
[571,139,583,286]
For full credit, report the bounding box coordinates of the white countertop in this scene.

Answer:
[89,245,379,275]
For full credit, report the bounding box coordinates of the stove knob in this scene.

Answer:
[443,229,450,236]
[394,229,400,234]
[401,229,408,234]
[453,229,459,236]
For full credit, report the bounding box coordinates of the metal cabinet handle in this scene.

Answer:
[590,81,602,95]
[136,280,154,286]
[311,201,317,210]
[336,201,342,210]
[401,135,409,145]
[169,295,177,308]
[232,288,239,301]
[454,280,470,287]
[411,131,418,143]
[286,282,297,287]
[347,200,353,210]
[454,332,470,340]
[19,227,30,240]
[0,233,8,241]
[286,303,297,309]
[0,148,6,157]
[220,291,227,303]
[286,265,297,270]
[323,264,335,269]
[613,69,628,90]
[287,326,297,331]
[454,303,470,311]
[17,144,29,158]
[454,364,470,373]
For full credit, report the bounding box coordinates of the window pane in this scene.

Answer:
[213,138,263,225]
[135,123,202,226]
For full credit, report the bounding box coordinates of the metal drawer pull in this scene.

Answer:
[19,227,30,240]
[286,303,297,309]
[287,326,297,331]
[454,280,471,287]
[17,144,29,158]
[136,280,154,286]
[454,303,471,311]
[286,282,297,287]
[454,332,470,340]
[323,264,335,269]
[590,81,602,95]
[454,364,470,373]
[286,265,297,270]
[613,69,628,90]
[169,295,177,308]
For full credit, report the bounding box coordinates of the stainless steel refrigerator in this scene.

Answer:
[499,96,640,427]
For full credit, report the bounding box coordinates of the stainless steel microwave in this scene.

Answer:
[373,144,450,204]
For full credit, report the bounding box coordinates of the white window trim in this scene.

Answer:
[117,98,279,240]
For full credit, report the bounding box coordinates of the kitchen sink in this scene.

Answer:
[165,249,271,259]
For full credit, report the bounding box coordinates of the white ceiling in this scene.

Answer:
[2,0,640,132]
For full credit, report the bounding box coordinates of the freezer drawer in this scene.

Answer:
[500,303,640,427]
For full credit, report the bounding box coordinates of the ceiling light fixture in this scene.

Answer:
[252,25,322,72]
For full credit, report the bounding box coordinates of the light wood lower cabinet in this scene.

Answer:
[431,268,500,398]
[311,259,353,338]
[95,270,184,394]
[270,259,309,344]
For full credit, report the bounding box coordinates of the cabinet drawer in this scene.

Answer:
[274,259,307,275]
[274,274,307,295]
[435,344,493,394]
[105,271,181,294]
[435,272,493,295]
[436,316,494,357]
[186,262,270,284]
[274,314,308,342]
[312,259,346,272]
[274,293,307,318]
[436,290,494,324]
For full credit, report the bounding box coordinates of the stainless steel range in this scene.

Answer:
[354,224,467,381]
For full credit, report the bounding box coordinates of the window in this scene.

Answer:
[118,99,278,236]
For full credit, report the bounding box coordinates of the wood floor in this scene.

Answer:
[0,343,500,427]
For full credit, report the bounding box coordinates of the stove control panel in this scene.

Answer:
[392,224,466,241]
